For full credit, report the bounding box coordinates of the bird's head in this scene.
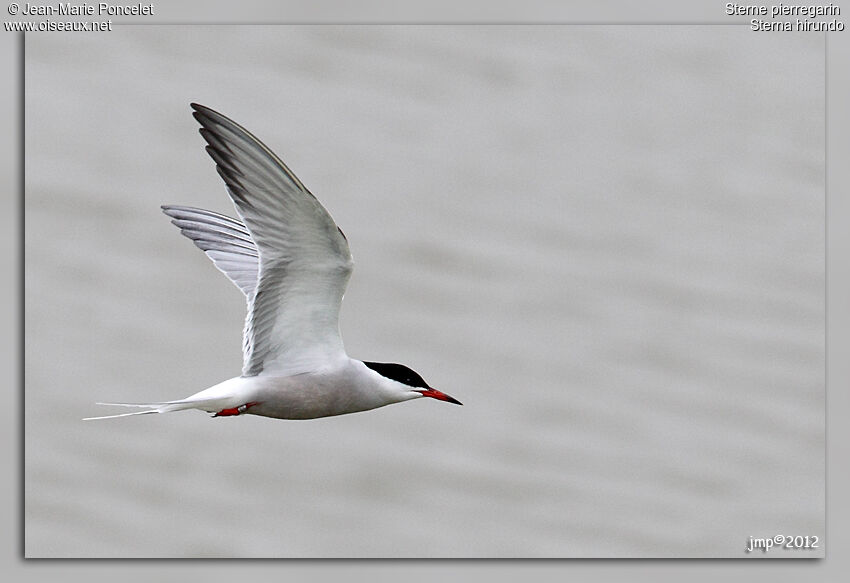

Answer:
[362,361,462,405]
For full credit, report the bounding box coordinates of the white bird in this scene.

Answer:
[85,103,461,421]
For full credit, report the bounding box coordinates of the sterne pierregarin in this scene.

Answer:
[85,104,461,421]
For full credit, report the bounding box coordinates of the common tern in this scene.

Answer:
[85,103,461,421]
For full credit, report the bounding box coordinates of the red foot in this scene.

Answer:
[213,401,259,417]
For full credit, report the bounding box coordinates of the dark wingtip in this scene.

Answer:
[191,104,218,132]
[190,103,211,125]
[191,103,225,125]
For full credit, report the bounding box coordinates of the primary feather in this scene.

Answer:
[161,205,259,297]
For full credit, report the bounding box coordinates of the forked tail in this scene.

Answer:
[83,399,215,421]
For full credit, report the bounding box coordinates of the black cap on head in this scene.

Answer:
[362,361,430,389]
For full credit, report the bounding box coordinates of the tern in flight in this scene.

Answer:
[85,104,461,421]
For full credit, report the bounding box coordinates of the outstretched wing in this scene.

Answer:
[189,103,353,376]
[161,205,259,298]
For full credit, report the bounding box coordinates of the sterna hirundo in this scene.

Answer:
[85,104,461,421]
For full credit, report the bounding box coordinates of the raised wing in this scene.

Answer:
[190,103,353,376]
[161,205,259,297]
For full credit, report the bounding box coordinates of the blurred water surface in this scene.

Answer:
[25,26,823,557]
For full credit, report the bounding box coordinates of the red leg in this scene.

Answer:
[213,401,259,417]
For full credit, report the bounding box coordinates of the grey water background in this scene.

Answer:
[24,26,824,557]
